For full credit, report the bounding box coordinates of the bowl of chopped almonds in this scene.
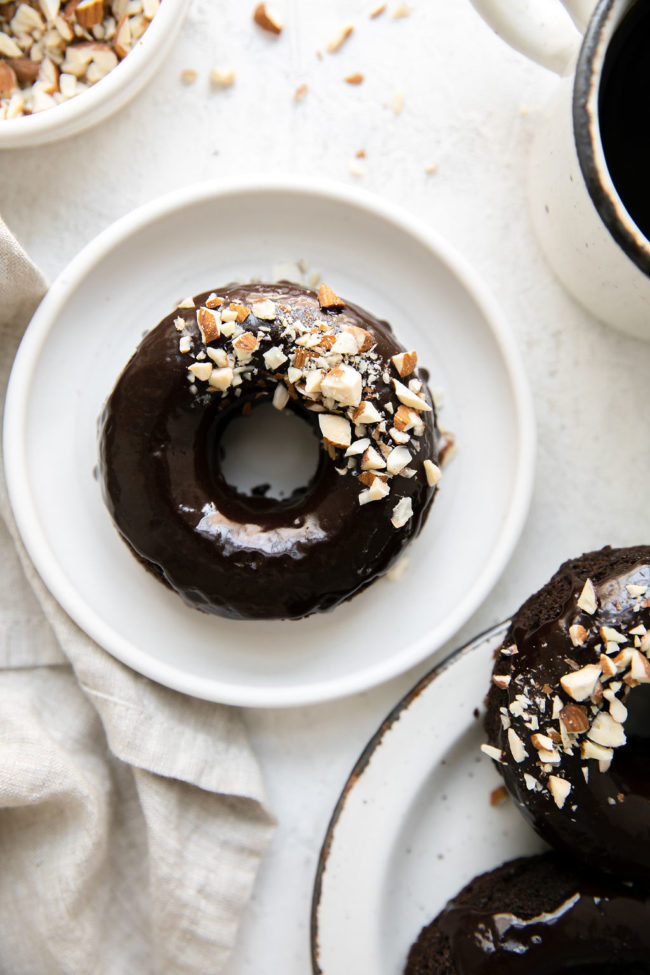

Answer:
[0,0,190,147]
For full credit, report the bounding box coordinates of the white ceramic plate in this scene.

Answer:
[3,177,535,707]
[311,623,547,974]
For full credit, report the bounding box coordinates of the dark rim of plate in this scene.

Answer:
[309,619,510,974]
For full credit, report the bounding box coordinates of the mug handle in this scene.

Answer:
[469,0,597,75]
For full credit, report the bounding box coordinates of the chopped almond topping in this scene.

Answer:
[230,302,251,323]
[345,72,364,84]
[359,470,388,487]
[353,400,382,424]
[559,703,589,734]
[547,775,571,809]
[391,350,417,378]
[569,624,588,647]
[197,307,220,343]
[232,331,258,352]
[560,663,601,702]
[318,282,346,310]
[343,324,374,351]
[577,578,597,614]
[319,413,351,448]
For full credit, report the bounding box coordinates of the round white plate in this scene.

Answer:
[3,177,535,707]
[311,623,547,974]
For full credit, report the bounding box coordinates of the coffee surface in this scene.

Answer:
[599,0,650,241]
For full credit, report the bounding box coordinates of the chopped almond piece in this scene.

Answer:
[559,703,589,734]
[318,282,345,310]
[229,302,251,323]
[0,60,17,96]
[197,307,220,343]
[319,414,351,448]
[345,72,364,84]
[327,24,354,52]
[75,0,104,29]
[253,2,282,34]
[391,350,417,378]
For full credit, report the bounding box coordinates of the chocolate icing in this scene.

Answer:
[404,853,650,975]
[98,282,440,620]
[440,877,650,974]
[485,547,650,883]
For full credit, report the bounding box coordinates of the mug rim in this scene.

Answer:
[573,0,650,278]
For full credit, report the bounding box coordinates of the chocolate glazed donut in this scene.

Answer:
[483,546,650,884]
[99,282,442,620]
[405,853,650,975]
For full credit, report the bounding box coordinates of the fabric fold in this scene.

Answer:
[0,215,275,975]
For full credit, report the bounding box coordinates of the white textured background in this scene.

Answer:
[2,1,650,971]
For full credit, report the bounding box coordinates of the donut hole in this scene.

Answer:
[611,684,650,798]
[217,401,321,501]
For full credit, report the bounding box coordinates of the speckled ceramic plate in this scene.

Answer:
[311,622,546,974]
[3,177,534,707]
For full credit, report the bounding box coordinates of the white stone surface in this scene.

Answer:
[3,1,650,972]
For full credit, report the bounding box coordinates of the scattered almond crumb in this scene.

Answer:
[349,160,365,177]
[210,67,236,89]
[393,2,410,17]
[490,785,509,807]
[253,2,283,34]
[356,149,366,158]
[345,72,364,85]
[370,3,386,16]
[425,162,438,174]
[181,69,197,85]
[520,103,530,117]
[327,24,354,53]
[393,91,404,114]
[294,83,308,101]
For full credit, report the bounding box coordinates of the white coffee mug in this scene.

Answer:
[471,0,650,339]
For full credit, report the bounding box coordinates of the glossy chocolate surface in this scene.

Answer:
[486,548,650,883]
[99,282,440,620]
[440,881,650,974]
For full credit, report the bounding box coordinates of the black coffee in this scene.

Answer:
[599,0,650,240]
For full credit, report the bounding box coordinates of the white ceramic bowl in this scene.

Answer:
[0,0,191,148]
[4,176,535,707]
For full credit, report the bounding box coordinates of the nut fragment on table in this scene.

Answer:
[0,0,161,120]
[253,2,282,35]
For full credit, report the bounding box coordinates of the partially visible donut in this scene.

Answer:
[483,546,650,883]
[99,281,443,620]
[404,853,650,974]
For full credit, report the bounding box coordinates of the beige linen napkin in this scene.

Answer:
[0,217,275,975]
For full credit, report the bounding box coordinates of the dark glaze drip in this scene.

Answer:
[486,549,650,884]
[99,282,440,620]
[440,887,650,974]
